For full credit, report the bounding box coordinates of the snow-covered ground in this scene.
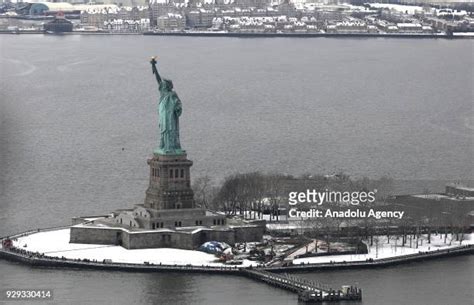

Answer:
[293,233,473,265]
[10,229,258,267]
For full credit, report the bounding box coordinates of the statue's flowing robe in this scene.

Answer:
[158,87,182,153]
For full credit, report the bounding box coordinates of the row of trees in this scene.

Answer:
[193,171,394,219]
[194,172,287,220]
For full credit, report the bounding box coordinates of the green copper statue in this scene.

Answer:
[150,57,185,156]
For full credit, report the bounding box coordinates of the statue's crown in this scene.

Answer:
[160,79,173,90]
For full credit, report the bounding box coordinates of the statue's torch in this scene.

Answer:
[150,56,162,84]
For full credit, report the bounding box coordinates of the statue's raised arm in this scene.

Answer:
[150,57,162,85]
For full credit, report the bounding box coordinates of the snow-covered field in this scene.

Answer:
[293,233,473,265]
[10,229,257,267]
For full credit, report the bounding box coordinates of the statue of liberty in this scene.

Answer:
[150,57,185,156]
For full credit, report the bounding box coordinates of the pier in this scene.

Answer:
[242,268,362,302]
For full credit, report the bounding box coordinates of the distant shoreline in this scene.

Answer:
[1,30,473,39]
[143,31,472,39]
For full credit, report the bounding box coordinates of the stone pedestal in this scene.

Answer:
[144,153,195,210]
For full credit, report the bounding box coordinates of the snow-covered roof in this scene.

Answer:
[336,21,366,27]
[82,5,120,14]
[397,23,422,28]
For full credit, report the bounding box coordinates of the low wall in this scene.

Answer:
[70,226,121,245]
[126,231,194,250]
[70,222,266,250]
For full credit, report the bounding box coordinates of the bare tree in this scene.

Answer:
[193,175,212,208]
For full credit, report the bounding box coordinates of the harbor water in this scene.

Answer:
[0,35,473,304]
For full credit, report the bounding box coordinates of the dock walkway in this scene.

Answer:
[243,268,327,293]
[242,268,362,302]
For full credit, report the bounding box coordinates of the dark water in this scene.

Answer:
[0,256,471,305]
[0,35,473,304]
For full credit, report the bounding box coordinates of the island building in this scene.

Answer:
[70,59,265,250]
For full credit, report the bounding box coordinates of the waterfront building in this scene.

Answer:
[380,9,413,24]
[219,14,322,33]
[80,5,119,28]
[421,25,433,33]
[293,20,306,32]
[376,19,395,32]
[185,10,201,27]
[367,24,378,33]
[239,17,265,32]
[424,16,474,33]
[80,6,149,30]
[396,22,422,32]
[325,24,336,33]
[301,16,317,26]
[386,25,398,33]
[149,1,181,27]
[121,6,149,20]
[234,0,269,9]
[306,24,318,32]
[156,13,185,30]
[314,9,344,22]
[334,20,368,33]
[103,18,150,32]
[185,9,216,28]
[277,1,297,17]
